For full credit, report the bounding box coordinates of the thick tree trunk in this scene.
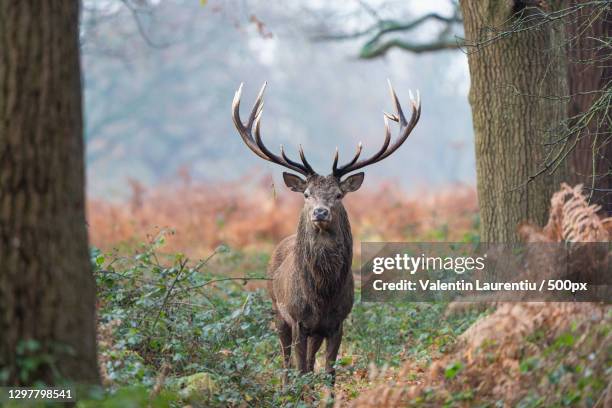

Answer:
[460,0,569,242]
[566,2,612,215]
[0,1,99,385]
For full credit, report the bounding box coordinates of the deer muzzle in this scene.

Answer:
[312,207,331,223]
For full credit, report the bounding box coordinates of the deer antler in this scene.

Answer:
[232,82,315,177]
[332,79,421,178]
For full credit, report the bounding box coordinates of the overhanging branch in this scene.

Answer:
[359,37,464,59]
[312,5,463,59]
[314,13,462,42]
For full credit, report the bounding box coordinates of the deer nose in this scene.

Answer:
[313,207,330,221]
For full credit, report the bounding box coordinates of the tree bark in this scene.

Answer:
[460,0,569,242]
[0,1,99,385]
[566,1,612,215]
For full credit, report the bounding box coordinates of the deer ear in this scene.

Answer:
[340,172,364,193]
[282,172,307,192]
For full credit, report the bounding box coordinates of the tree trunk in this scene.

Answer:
[0,1,99,385]
[566,1,612,215]
[460,0,569,242]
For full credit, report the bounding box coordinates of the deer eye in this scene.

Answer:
[336,193,343,199]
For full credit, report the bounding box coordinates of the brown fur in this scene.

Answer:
[268,174,356,383]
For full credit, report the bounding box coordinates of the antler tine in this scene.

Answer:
[253,112,308,174]
[231,82,315,176]
[383,111,399,122]
[332,80,421,178]
[298,145,315,174]
[332,142,362,174]
[279,144,309,173]
[332,147,339,172]
[332,141,363,174]
[387,78,406,125]
[232,83,269,161]
[377,88,421,162]
[246,82,267,129]
[333,116,390,177]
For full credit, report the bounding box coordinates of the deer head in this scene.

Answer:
[231,81,421,231]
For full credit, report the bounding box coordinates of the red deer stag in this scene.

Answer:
[231,81,421,384]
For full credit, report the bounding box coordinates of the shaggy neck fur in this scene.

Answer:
[294,205,353,299]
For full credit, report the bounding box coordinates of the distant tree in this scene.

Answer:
[0,1,99,385]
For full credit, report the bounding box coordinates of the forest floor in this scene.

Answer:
[92,240,487,407]
[81,181,611,407]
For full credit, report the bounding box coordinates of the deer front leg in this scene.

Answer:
[307,334,324,372]
[293,323,308,373]
[325,325,343,385]
[277,319,293,385]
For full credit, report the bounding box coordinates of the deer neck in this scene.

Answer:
[294,206,352,296]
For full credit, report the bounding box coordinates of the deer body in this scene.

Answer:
[269,227,354,337]
[267,180,355,379]
[230,80,421,384]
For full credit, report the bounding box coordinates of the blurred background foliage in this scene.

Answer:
[81,0,474,198]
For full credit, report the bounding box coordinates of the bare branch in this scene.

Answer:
[313,13,462,42]
[312,0,464,59]
[119,0,172,49]
[359,37,463,59]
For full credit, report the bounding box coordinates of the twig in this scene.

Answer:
[176,248,222,284]
[120,0,171,49]
[175,277,272,294]
[149,258,188,333]
[150,361,171,400]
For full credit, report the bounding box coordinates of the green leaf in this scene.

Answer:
[215,244,230,254]
[520,357,539,373]
[554,333,575,348]
[444,361,463,379]
[337,356,352,366]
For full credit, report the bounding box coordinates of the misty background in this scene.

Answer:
[81,0,474,198]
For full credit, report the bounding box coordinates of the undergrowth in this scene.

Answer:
[87,232,484,407]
